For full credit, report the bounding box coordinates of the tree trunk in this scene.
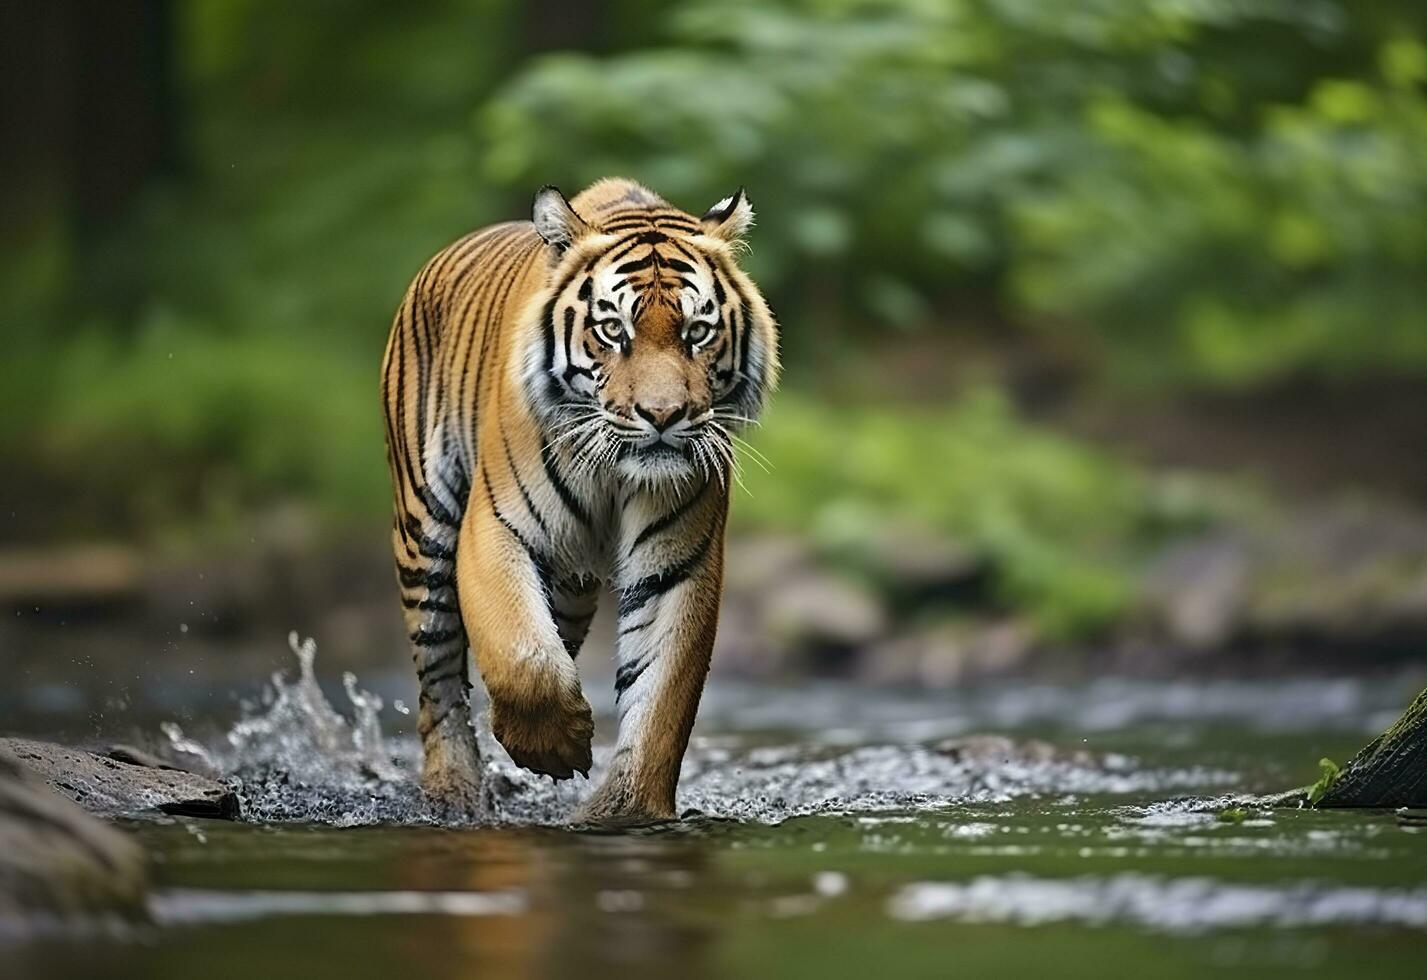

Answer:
[1314,685,1427,808]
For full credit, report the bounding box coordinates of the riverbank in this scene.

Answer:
[4,495,1426,724]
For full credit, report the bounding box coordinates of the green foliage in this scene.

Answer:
[8,0,1422,635]
[734,388,1174,636]
[1306,756,1343,805]
[482,0,1427,382]
[1013,69,1427,384]
[2,0,512,540]
[1216,806,1249,823]
[4,319,385,541]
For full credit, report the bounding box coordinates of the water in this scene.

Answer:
[5,636,1427,978]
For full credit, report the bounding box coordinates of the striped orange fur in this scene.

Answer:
[381,178,778,822]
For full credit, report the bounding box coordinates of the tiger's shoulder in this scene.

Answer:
[407,220,547,313]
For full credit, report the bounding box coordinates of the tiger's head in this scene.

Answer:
[521,179,780,488]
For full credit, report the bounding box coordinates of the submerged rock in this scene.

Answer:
[0,737,239,819]
[0,749,148,933]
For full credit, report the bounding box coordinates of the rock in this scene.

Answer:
[722,534,815,593]
[862,618,1034,687]
[0,738,239,819]
[1140,506,1427,657]
[717,534,889,675]
[0,749,148,932]
[1246,508,1427,646]
[764,573,887,650]
[854,524,986,598]
[1141,532,1252,650]
[105,744,185,772]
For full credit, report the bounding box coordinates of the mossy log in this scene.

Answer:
[1315,685,1427,808]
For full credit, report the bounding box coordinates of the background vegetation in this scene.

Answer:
[3,0,1425,638]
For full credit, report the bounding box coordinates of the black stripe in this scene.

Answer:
[618,524,716,618]
[615,657,651,699]
[397,561,452,590]
[542,265,591,384]
[417,664,465,688]
[411,627,463,646]
[602,218,699,234]
[402,595,459,613]
[417,537,455,561]
[562,306,578,378]
[416,646,463,674]
[502,429,552,539]
[540,445,591,526]
[421,701,458,735]
[418,484,460,528]
[630,480,710,553]
[481,466,554,599]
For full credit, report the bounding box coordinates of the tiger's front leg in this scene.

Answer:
[579,480,727,824]
[456,480,595,780]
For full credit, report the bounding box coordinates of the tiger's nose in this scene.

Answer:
[634,402,687,432]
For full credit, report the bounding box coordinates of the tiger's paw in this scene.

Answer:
[490,687,594,781]
[420,708,484,818]
[575,774,676,828]
[422,765,483,818]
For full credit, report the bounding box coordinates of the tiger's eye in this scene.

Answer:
[687,322,712,346]
[594,319,625,348]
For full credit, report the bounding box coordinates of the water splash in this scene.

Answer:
[158,632,1243,828]
[160,633,426,825]
[159,632,592,826]
[679,742,1238,823]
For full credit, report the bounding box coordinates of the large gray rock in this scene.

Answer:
[863,619,1034,687]
[0,750,148,932]
[852,524,985,597]
[0,738,239,819]
[718,534,889,675]
[1140,506,1427,655]
[1141,532,1252,650]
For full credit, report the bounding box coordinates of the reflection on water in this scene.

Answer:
[887,875,1427,931]
[5,635,1427,978]
[149,887,529,922]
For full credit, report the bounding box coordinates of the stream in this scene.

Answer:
[5,635,1427,978]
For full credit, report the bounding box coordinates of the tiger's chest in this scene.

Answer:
[533,470,623,585]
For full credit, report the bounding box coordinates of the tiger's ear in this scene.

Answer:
[532,185,593,251]
[700,187,755,242]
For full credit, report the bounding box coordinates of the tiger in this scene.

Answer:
[381,177,779,823]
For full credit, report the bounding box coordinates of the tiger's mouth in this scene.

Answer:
[625,441,689,462]
[616,438,699,485]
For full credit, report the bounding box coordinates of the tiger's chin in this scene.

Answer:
[618,443,697,487]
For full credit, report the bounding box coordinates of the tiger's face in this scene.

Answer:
[523,184,779,488]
